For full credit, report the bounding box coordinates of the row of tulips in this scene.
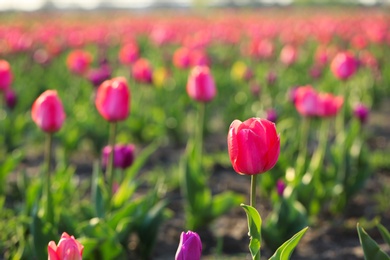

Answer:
[1,8,390,259]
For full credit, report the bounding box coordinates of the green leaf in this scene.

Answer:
[269,227,308,260]
[211,191,244,218]
[241,204,262,260]
[357,223,390,260]
[74,237,99,259]
[91,160,107,218]
[377,223,390,246]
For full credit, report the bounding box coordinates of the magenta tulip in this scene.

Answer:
[227,118,280,175]
[330,51,358,81]
[175,231,202,260]
[0,60,13,91]
[294,85,320,117]
[186,66,216,103]
[66,50,92,75]
[102,144,135,170]
[48,232,84,260]
[95,77,130,122]
[132,58,153,84]
[353,103,369,124]
[4,88,17,109]
[31,90,66,133]
[317,93,343,117]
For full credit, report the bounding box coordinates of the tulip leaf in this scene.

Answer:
[211,191,244,218]
[357,223,390,260]
[377,223,390,246]
[91,160,107,218]
[268,226,308,260]
[241,204,262,260]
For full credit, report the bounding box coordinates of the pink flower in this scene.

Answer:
[48,232,84,260]
[173,47,191,69]
[266,109,278,123]
[294,85,320,117]
[102,144,135,170]
[227,118,280,175]
[317,93,343,117]
[175,231,202,260]
[132,58,153,84]
[353,103,369,124]
[95,77,130,122]
[118,42,139,65]
[31,90,66,133]
[86,65,111,88]
[280,45,297,66]
[330,51,358,81]
[0,60,13,91]
[4,88,17,109]
[186,66,216,103]
[66,50,92,75]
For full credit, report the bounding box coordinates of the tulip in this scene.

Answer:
[353,103,369,124]
[31,90,66,133]
[102,144,135,170]
[330,51,357,81]
[280,45,297,66]
[294,85,320,117]
[173,47,191,69]
[266,71,277,86]
[276,179,286,197]
[132,58,153,84]
[266,109,278,123]
[66,49,92,75]
[4,88,17,109]
[227,118,280,175]
[317,93,343,117]
[175,231,202,260]
[0,59,13,91]
[186,66,216,103]
[86,65,111,88]
[48,232,84,260]
[95,77,130,122]
[118,42,139,65]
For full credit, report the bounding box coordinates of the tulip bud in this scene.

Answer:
[266,71,277,86]
[118,42,139,65]
[87,65,111,88]
[31,90,66,133]
[276,179,285,197]
[0,60,13,91]
[353,103,369,124]
[227,118,280,175]
[175,231,202,260]
[4,88,17,109]
[95,77,130,122]
[280,45,297,66]
[173,47,191,69]
[186,66,216,103]
[266,109,278,123]
[48,232,84,260]
[294,85,320,117]
[317,93,343,117]
[66,50,92,75]
[132,58,153,84]
[102,144,135,170]
[330,51,357,81]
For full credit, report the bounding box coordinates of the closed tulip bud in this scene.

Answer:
[132,58,153,84]
[118,42,139,65]
[330,51,357,81]
[48,232,84,260]
[227,118,280,175]
[66,50,92,75]
[276,179,286,197]
[31,90,66,133]
[95,77,130,122]
[353,103,369,124]
[175,231,202,260]
[173,47,191,69]
[294,85,320,117]
[280,45,297,66]
[87,65,111,88]
[186,66,216,103]
[266,109,278,123]
[0,60,13,91]
[4,88,17,109]
[266,71,277,86]
[317,93,343,117]
[102,144,135,170]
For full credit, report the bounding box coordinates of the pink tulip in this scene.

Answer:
[186,66,216,103]
[175,231,202,260]
[95,77,130,122]
[86,65,111,88]
[31,90,66,133]
[132,58,153,84]
[276,179,286,197]
[102,144,135,170]
[118,42,139,65]
[227,118,280,175]
[0,60,13,91]
[66,50,92,75]
[266,109,278,123]
[317,93,343,117]
[4,88,17,109]
[48,232,84,260]
[294,85,320,117]
[353,103,369,124]
[280,45,297,66]
[330,51,358,81]
[173,47,191,69]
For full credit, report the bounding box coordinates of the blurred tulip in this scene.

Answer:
[280,45,297,66]
[48,232,84,260]
[186,66,216,103]
[266,71,277,86]
[102,144,135,170]
[0,59,13,91]
[317,93,343,117]
[31,90,66,133]
[4,88,17,109]
[173,47,191,69]
[95,77,130,122]
[189,49,210,67]
[309,65,322,80]
[66,49,92,75]
[227,118,280,175]
[175,231,202,260]
[353,103,369,124]
[250,81,261,98]
[294,85,320,117]
[33,49,51,65]
[118,42,139,65]
[87,65,111,88]
[330,51,357,81]
[266,109,278,123]
[276,179,286,197]
[132,58,153,84]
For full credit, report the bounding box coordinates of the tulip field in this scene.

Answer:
[2,6,390,260]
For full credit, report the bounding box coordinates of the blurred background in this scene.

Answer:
[1,0,390,11]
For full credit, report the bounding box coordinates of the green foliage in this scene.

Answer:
[357,223,390,260]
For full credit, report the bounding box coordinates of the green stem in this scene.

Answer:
[107,122,117,198]
[196,102,205,165]
[45,133,54,224]
[295,117,311,182]
[309,119,330,174]
[250,175,257,208]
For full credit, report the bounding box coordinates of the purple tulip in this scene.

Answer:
[175,231,202,260]
[4,88,17,109]
[102,144,135,170]
[276,179,285,197]
[353,103,369,124]
[266,109,278,123]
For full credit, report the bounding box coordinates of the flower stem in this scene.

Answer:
[250,175,257,208]
[45,133,54,224]
[196,102,205,165]
[295,117,311,182]
[107,122,117,198]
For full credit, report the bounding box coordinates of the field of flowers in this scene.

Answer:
[1,6,390,260]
